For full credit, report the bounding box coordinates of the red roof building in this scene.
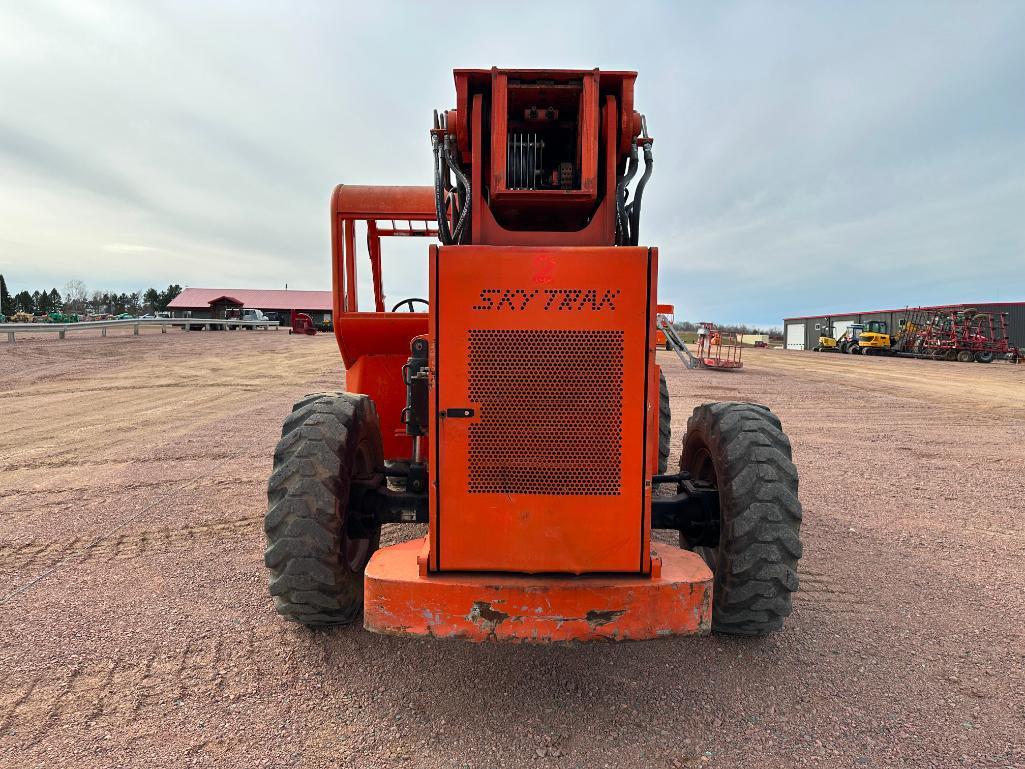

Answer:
[168,288,333,322]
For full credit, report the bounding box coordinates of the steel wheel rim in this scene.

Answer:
[689,446,720,573]
[341,442,374,571]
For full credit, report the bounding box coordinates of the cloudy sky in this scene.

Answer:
[2,1,1023,326]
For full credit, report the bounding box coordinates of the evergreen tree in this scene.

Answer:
[49,288,62,311]
[158,284,182,310]
[143,288,160,311]
[0,274,9,316]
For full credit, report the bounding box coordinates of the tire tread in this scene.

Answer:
[264,393,381,627]
[680,401,802,636]
[658,369,671,474]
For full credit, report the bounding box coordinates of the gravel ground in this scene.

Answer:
[1,331,1023,768]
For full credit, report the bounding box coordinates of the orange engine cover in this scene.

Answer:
[428,245,657,574]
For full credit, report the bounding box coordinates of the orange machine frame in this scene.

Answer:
[450,69,638,246]
[330,184,437,460]
[333,68,713,641]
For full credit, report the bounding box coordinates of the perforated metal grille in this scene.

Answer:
[467,329,624,495]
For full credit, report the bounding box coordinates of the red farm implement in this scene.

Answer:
[289,311,317,336]
[896,306,1021,363]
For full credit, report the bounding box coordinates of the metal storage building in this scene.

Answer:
[783,302,1025,351]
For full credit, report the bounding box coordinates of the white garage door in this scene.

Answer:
[832,320,852,343]
[786,323,805,350]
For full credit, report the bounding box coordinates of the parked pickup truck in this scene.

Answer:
[223,308,274,330]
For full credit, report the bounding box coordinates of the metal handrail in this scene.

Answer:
[3,317,280,341]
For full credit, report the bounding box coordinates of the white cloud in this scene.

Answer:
[102,243,160,253]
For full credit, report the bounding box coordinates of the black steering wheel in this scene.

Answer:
[391,298,429,313]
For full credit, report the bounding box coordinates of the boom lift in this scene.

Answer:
[655,303,675,350]
[264,68,803,641]
[694,322,743,369]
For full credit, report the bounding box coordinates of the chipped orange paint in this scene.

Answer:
[364,539,713,642]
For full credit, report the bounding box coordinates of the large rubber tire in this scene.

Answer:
[658,369,671,474]
[679,403,802,636]
[265,392,383,626]
[974,351,994,363]
[956,349,973,363]
[848,344,861,355]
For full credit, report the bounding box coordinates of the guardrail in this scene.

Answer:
[2,317,280,342]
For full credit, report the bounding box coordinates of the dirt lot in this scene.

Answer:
[1,330,1023,768]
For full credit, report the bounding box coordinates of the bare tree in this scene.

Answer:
[64,280,88,313]
[90,290,105,315]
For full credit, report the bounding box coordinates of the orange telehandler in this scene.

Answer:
[264,68,802,641]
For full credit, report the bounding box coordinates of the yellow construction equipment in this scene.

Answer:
[852,321,891,354]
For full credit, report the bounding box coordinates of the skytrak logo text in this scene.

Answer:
[472,288,621,312]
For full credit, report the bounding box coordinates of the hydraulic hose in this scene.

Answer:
[615,175,626,245]
[628,139,653,246]
[430,132,451,245]
[616,145,639,245]
[444,137,471,244]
